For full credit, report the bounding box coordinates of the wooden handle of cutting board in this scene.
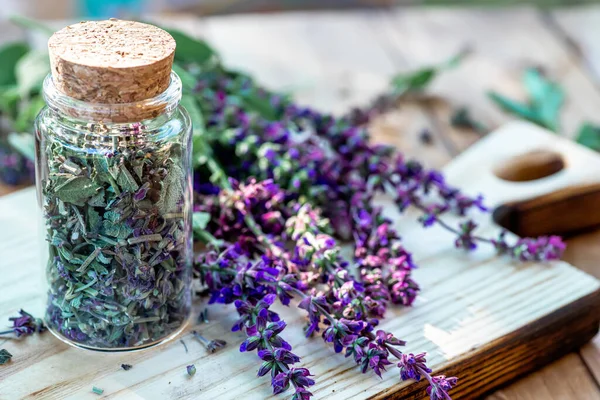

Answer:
[443,122,600,238]
[493,183,600,237]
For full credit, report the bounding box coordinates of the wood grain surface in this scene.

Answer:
[1,6,600,399]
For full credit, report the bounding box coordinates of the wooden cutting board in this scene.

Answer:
[0,121,599,399]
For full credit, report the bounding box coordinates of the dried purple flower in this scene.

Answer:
[397,352,431,381]
[427,375,458,400]
[192,330,227,353]
[187,364,196,377]
[0,309,45,337]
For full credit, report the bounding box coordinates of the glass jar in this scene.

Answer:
[34,71,193,351]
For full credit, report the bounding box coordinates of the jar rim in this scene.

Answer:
[42,71,183,123]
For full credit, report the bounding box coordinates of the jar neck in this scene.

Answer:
[42,71,182,124]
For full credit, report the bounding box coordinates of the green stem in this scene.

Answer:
[9,15,55,36]
[195,229,222,247]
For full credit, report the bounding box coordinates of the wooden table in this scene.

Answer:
[2,5,600,399]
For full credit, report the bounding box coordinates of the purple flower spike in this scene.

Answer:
[397,352,431,382]
[427,375,458,400]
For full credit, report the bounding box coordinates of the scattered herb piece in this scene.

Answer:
[0,349,13,365]
[450,107,488,135]
[0,309,45,337]
[180,339,189,353]
[92,386,104,395]
[419,129,433,145]
[196,307,209,324]
[192,330,226,353]
[187,364,196,377]
[121,364,132,371]
[488,68,564,132]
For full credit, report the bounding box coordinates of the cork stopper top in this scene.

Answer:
[48,19,176,104]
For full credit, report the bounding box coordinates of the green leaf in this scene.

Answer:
[487,92,544,125]
[390,50,467,96]
[0,85,21,119]
[0,349,12,365]
[54,176,101,207]
[181,94,205,133]
[523,68,563,132]
[7,131,35,161]
[173,63,196,92]
[14,95,45,132]
[0,42,29,86]
[489,69,564,132]
[181,94,212,168]
[163,28,216,65]
[391,68,435,95]
[16,50,50,98]
[575,123,600,151]
[9,15,54,36]
[239,92,277,121]
[193,212,211,234]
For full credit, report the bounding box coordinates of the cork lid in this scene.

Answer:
[48,19,176,104]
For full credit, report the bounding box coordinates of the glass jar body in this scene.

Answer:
[34,74,193,351]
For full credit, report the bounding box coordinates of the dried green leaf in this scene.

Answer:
[92,386,104,395]
[88,190,106,207]
[102,211,132,239]
[116,165,139,192]
[156,160,185,214]
[54,177,101,207]
[0,349,13,365]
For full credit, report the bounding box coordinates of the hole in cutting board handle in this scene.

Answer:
[493,183,600,238]
[494,150,565,182]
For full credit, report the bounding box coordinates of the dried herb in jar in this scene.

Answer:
[36,20,193,350]
[42,133,191,348]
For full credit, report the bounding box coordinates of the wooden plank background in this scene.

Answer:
[1,5,600,398]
